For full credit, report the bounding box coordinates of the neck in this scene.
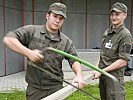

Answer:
[46,24,58,33]
[113,23,123,28]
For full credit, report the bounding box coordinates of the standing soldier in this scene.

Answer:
[3,2,84,100]
[93,2,132,100]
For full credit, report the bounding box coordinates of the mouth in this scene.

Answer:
[112,19,117,21]
[53,24,59,27]
[112,19,117,22]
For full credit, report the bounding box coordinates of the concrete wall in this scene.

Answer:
[0,0,23,76]
[0,0,4,76]
[5,0,24,75]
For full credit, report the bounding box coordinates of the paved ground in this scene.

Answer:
[0,71,27,92]
[0,71,133,93]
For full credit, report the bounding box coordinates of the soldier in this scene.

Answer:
[93,2,132,100]
[3,3,84,100]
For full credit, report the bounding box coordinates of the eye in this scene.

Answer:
[115,13,120,16]
[53,14,57,18]
[60,17,64,21]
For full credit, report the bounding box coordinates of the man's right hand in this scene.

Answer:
[27,49,44,63]
[3,37,44,63]
[92,71,101,79]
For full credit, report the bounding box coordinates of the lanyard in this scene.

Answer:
[29,61,100,100]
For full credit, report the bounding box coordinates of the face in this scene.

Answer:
[110,11,127,28]
[46,12,64,33]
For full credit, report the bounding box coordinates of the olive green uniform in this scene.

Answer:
[99,24,132,100]
[7,25,78,100]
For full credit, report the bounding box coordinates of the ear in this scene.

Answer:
[46,13,49,20]
[123,13,127,19]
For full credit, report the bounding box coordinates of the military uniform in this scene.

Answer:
[99,24,132,100]
[7,25,78,99]
[96,2,133,100]
[5,2,77,100]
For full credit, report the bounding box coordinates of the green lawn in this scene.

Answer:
[0,90,26,100]
[0,81,133,100]
[65,84,100,100]
[66,81,133,100]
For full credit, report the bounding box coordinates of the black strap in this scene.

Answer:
[29,62,100,100]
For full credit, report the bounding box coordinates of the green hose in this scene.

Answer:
[47,47,121,100]
[48,47,115,79]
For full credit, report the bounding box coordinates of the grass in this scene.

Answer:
[0,81,133,100]
[125,81,133,100]
[0,90,26,100]
[66,81,133,100]
[65,84,100,100]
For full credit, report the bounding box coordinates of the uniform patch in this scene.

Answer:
[123,43,132,53]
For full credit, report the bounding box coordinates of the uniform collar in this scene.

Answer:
[108,24,124,34]
[40,25,62,41]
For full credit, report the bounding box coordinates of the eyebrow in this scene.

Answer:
[52,13,64,18]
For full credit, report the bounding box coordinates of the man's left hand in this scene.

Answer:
[72,76,85,89]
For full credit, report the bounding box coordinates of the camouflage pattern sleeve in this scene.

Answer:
[7,25,34,47]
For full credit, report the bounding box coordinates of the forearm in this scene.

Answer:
[72,61,83,77]
[72,61,85,88]
[96,57,100,67]
[3,36,31,57]
[103,59,127,72]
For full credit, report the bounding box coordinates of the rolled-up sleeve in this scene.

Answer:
[65,40,78,68]
[119,35,132,61]
[7,25,34,47]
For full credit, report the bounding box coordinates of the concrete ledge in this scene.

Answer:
[42,74,94,100]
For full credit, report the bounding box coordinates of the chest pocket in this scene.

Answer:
[102,36,119,58]
[47,40,66,61]
[29,36,48,50]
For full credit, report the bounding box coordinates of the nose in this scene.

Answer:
[55,18,60,23]
[112,15,116,19]
[111,14,116,19]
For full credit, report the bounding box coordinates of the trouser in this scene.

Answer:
[99,75,126,100]
[26,84,63,100]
